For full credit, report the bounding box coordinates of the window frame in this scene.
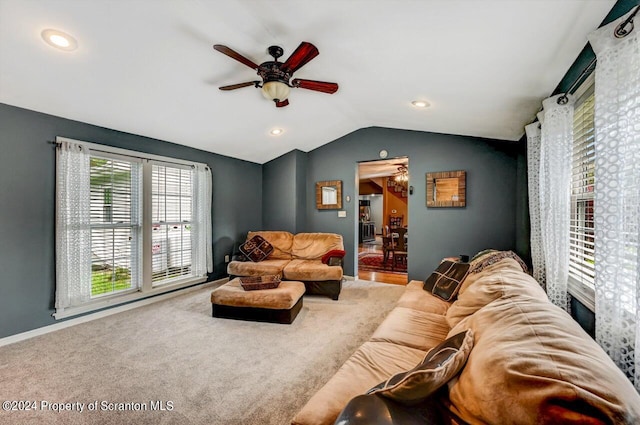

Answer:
[567,74,596,312]
[54,137,209,319]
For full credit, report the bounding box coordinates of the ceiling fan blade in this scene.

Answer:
[275,99,289,108]
[291,78,339,94]
[219,81,260,91]
[281,42,319,74]
[213,45,260,70]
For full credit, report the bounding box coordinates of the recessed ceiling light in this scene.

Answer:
[41,29,78,51]
[270,128,284,136]
[411,100,430,108]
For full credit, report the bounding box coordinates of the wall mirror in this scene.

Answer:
[426,170,466,208]
[316,180,342,209]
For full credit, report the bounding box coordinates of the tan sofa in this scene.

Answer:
[227,231,344,300]
[291,253,640,425]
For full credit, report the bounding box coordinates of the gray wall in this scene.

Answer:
[304,127,524,279]
[262,149,307,233]
[0,103,263,338]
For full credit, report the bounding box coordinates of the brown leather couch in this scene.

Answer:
[227,231,344,300]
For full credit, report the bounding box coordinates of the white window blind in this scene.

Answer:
[90,155,142,297]
[151,164,194,285]
[569,88,596,291]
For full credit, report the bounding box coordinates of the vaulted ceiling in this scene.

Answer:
[0,0,615,163]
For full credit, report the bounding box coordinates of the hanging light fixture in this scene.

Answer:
[261,81,290,103]
[394,165,409,188]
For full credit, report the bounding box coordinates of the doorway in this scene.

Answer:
[356,158,409,285]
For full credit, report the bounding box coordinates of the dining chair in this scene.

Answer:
[391,230,408,271]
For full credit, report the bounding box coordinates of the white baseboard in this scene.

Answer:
[0,278,227,348]
[344,275,356,281]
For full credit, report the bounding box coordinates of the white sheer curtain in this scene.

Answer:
[55,140,92,310]
[530,95,574,311]
[525,122,546,290]
[192,164,213,275]
[588,9,640,390]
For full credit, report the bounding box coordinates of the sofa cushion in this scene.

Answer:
[446,258,548,328]
[239,234,273,262]
[367,330,474,405]
[283,259,343,281]
[396,280,451,315]
[227,259,289,277]
[291,232,344,260]
[370,307,450,351]
[423,261,470,301]
[291,341,428,425]
[445,297,640,424]
[247,231,293,260]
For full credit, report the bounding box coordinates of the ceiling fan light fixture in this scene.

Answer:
[41,29,77,51]
[262,81,290,102]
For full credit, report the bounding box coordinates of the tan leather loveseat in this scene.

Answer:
[227,231,344,300]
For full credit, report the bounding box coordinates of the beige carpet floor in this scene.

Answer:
[0,279,405,425]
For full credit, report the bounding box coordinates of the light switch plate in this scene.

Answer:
[338,210,347,218]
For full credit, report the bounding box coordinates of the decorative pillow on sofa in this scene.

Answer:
[239,235,274,262]
[321,249,346,265]
[424,260,470,301]
[367,330,474,405]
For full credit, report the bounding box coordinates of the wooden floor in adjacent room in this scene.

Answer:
[358,237,408,286]
[358,270,408,285]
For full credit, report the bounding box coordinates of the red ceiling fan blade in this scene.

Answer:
[281,42,319,74]
[213,45,260,70]
[219,81,260,91]
[275,99,289,108]
[291,78,339,94]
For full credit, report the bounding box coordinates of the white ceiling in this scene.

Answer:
[0,0,615,164]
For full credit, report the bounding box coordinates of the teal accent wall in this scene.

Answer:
[303,127,524,279]
[0,103,263,338]
[262,150,307,233]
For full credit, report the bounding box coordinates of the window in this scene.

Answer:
[151,164,193,284]
[55,138,212,318]
[90,155,142,297]
[568,83,596,309]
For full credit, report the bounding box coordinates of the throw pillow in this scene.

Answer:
[239,235,274,262]
[424,260,470,301]
[367,330,474,405]
[321,249,346,265]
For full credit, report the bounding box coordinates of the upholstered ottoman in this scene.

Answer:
[210,278,305,324]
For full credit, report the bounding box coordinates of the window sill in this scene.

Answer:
[53,276,207,320]
[567,276,595,312]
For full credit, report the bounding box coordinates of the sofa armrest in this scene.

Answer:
[334,394,441,425]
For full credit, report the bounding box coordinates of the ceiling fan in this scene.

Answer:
[213,42,339,107]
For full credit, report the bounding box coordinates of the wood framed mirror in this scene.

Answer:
[316,180,342,209]
[426,170,466,208]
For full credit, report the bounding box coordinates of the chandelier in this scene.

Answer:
[394,165,409,188]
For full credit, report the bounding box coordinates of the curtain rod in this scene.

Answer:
[49,140,208,170]
[556,5,638,105]
[556,57,597,105]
